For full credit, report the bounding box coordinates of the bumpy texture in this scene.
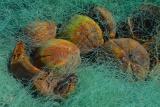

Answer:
[33,72,78,98]
[59,15,104,54]
[24,21,57,48]
[10,42,40,81]
[33,39,81,73]
[88,6,116,40]
[103,38,150,80]
[10,41,79,98]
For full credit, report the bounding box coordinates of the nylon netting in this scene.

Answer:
[0,0,160,107]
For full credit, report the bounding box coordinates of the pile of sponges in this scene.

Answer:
[9,3,160,101]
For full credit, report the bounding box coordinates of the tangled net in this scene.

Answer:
[0,0,160,107]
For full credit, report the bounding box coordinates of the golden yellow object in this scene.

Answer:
[59,15,104,54]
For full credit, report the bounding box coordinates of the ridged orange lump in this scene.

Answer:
[59,15,104,54]
[88,6,116,40]
[103,38,150,80]
[33,39,81,73]
[25,21,57,47]
[10,41,40,82]
[33,72,78,98]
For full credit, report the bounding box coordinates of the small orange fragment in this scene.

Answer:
[10,41,40,81]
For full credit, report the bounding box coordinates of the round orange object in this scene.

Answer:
[59,15,104,54]
[25,21,57,47]
[10,41,79,97]
[33,39,81,73]
[103,38,150,80]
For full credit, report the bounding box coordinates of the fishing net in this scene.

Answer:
[0,0,160,107]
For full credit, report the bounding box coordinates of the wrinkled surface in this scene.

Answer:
[60,15,104,54]
[103,38,150,79]
[33,72,78,97]
[25,21,57,47]
[10,42,40,81]
[33,39,81,73]
[10,41,79,98]
[88,6,116,39]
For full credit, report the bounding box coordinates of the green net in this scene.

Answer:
[1,0,160,107]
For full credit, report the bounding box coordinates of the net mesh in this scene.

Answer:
[0,0,160,107]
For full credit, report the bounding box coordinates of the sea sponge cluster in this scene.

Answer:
[9,4,160,100]
[10,21,81,98]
